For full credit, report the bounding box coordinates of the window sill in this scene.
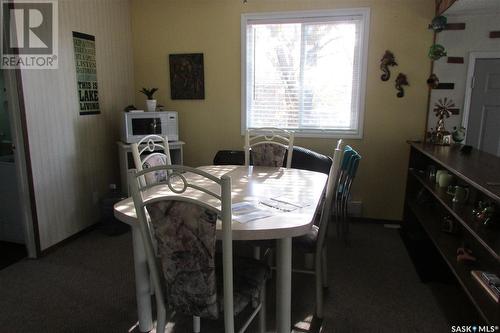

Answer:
[241,128,363,139]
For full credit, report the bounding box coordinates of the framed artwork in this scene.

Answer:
[169,53,205,100]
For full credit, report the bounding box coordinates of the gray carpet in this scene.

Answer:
[0,223,476,332]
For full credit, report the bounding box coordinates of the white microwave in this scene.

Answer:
[121,111,179,143]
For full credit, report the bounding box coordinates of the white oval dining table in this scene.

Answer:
[114,165,328,333]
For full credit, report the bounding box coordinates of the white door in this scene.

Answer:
[466,58,500,156]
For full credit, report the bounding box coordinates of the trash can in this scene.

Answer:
[100,184,129,236]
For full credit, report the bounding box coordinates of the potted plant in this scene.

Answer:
[140,87,158,112]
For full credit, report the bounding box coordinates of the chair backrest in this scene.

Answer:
[131,134,172,186]
[316,139,343,252]
[344,148,361,195]
[213,150,245,166]
[130,165,235,330]
[286,146,332,174]
[335,146,356,194]
[244,128,295,168]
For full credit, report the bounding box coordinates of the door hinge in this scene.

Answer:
[471,76,476,89]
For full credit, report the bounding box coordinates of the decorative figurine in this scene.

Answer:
[428,15,448,32]
[432,98,455,145]
[427,128,437,144]
[428,44,447,60]
[457,247,476,264]
[442,215,457,234]
[427,73,440,89]
[395,73,409,98]
[380,50,397,81]
[473,201,496,227]
[452,126,466,143]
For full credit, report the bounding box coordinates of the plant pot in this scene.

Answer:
[146,99,157,112]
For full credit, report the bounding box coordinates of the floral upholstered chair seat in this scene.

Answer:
[251,143,287,167]
[143,154,168,185]
[146,200,270,319]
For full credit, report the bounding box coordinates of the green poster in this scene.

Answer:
[72,31,100,115]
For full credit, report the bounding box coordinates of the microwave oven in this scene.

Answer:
[121,111,179,143]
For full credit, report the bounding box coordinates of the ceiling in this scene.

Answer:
[446,0,500,16]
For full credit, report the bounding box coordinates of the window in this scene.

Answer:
[241,9,370,138]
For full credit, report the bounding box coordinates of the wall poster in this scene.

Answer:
[72,31,100,115]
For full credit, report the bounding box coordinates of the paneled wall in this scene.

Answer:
[20,0,134,250]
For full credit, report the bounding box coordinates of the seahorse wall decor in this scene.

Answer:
[395,73,409,98]
[380,50,397,81]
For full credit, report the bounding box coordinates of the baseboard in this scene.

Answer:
[39,223,98,256]
[350,217,402,225]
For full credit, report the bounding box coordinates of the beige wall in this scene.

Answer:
[21,0,134,250]
[131,0,434,221]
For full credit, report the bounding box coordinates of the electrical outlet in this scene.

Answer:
[348,200,362,217]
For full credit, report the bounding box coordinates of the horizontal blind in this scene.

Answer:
[245,15,362,132]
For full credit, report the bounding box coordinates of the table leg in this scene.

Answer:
[276,237,292,333]
[132,226,153,332]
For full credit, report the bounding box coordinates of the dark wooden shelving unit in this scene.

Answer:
[403,143,500,323]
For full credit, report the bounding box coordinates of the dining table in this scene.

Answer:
[113,165,328,333]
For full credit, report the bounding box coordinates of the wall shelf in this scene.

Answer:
[447,57,464,64]
[490,31,500,39]
[434,83,455,89]
[444,23,466,30]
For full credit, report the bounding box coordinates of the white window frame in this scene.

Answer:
[241,8,370,139]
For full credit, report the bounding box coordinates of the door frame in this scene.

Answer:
[2,69,40,258]
[462,51,500,143]
[1,1,40,258]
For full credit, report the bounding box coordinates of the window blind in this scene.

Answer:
[243,12,367,137]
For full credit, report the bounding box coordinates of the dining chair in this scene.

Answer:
[245,128,295,262]
[244,128,295,168]
[293,139,343,319]
[258,140,343,319]
[284,146,332,278]
[131,134,172,186]
[130,165,270,333]
[286,146,332,175]
[335,146,362,243]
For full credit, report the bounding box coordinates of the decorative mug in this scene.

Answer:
[452,186,469,203]
[436,170,447,184]
[438,173,453,188]
[447,185,455,195]
[442,216,457,234]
